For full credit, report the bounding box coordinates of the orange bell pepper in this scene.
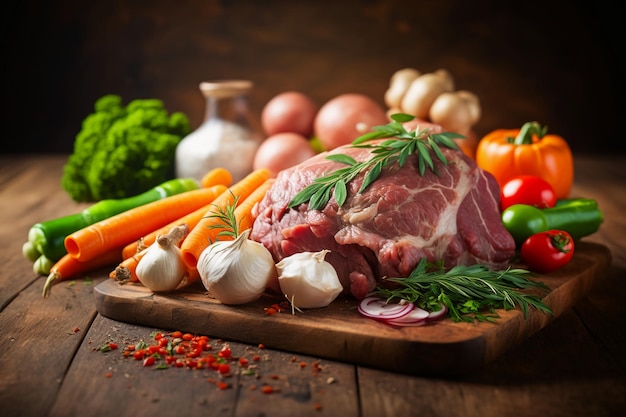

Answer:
[475,122,573,199]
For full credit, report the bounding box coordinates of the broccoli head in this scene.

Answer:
[61,94,191,202]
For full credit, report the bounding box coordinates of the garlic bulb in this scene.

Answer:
[276,250,343,309]
[136,225,188,292]
[197,229,277,305]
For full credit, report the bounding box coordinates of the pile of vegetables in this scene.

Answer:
[23,177,201,276]
[22,82,606,328]
[62,94,191,202]
[476,121,603,274]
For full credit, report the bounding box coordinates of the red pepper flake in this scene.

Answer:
[258,343,265,349]
[171,330,183,338]
[105,372,113,378]
[73,326,80,333]
[311,360,322,376]
[261,385,274,394]
[218,363,231,375]
[217,381,230,390]
[239,357,249,367]
[218,345,232,359]
[252,355,261,362]
[290,356,297,363]
[313,403,323,411]
[299,361,307,368]
[270,374,280,380]
[143,356,156,367]
[182,333,194,341]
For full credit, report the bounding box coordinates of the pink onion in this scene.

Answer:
[426,304,448,321]
[357,296,414,320]
[386,307,429,327]
[357,295,447,327]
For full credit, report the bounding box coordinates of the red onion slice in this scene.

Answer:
[426,304,448,321]
[357,296,415,320]
[358,296,449,327]
[386,307,429,326]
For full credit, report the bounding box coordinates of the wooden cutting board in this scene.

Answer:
[94,241,611,376]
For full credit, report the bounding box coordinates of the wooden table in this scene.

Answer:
[1,154,625,417]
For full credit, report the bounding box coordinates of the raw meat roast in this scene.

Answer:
[250,141,516,300]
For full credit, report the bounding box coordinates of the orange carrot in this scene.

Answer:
[178,177,275,287]
[234,178,275,233]
[109,246,149,283]
[65,185,226,263]
[121,184,228,259]
[180,168,272,269]
[201,167,233,189]
[177,266,200,289]
[42,247,123,297]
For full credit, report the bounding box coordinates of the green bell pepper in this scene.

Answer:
[501,198,604,246]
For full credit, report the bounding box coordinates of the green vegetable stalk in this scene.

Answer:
[26,177,199,265]
[501,198,604,246]
[61,94,191,202]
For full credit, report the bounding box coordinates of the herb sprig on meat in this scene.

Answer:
[375,259,554,322]
[288,113,463,210]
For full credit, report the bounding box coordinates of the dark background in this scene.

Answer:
[3,0,624,155]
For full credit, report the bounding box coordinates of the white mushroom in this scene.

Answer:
[429,91,478,136]
[400,70,455,119]
[455,90,481,125]
[384,68,421,109]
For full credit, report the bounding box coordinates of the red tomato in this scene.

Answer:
[500,175,557,211]
[520,230,574,273]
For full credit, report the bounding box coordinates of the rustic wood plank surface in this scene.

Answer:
[1,154,625,417]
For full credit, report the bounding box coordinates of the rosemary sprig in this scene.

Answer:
[375,259,553,323]
[205,192,241,241]
[288,113,463,210]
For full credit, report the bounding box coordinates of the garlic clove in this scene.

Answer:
[276,250,343,309]
[136,224,189,292]
[136,244,187,292]
[198,229,277,305]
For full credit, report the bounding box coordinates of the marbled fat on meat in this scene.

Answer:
[250,142,516,300]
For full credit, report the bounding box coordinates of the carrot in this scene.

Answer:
[179,177,275,287]
[177,266,201,289]
[65,185,226,263]
[201,167,233,189]
[42,248,123,297]
[180,168,272,269]
[234,178,275,232]
[121,184,228,259]
[109,246,149,283]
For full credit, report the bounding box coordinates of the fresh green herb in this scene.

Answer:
[375,259,553,323]
[205,192,241,240]
[288,113,463,210]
